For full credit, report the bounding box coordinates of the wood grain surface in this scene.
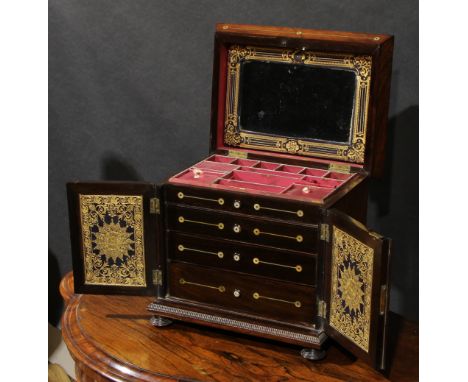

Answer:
[60,272,418,382]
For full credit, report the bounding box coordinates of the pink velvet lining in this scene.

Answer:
[217,179,285,193]
[282,184,333,200]
[254,161,281,170]
[176,169,225,184]
[325,172,353,180]
[238,166,304,179]
[169,154,357,203]
[207,155,237,163]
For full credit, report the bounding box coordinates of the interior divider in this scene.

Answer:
[170,154,356,202]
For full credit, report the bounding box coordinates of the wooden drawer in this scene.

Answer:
[167,262,316,325]
[164,184,321,224]
[166,204,318,252]
[168,231,317,286]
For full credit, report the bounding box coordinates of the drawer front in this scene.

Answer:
[166,205,318,252]
[168,231,316,285]
[165,184,321,224]
[168,262,316,325]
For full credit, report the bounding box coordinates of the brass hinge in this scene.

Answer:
[369,230,383,240]
[150,197,160,214]
[227,149,248,159]
[379,285,387,315]
[320,224,330,242]
[152,269,163,286]
[317,299,327,319]
[328,163,351,173]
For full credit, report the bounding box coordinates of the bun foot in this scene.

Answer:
[150,315,173,327]
[300,348,326,361]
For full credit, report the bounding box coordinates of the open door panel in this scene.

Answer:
[322,209,391,370]
[67,182,161,296]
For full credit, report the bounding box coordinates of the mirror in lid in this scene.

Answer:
[224,45,372,165]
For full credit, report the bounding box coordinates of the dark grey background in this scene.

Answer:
[49,0,418,325]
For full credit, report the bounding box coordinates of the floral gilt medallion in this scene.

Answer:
[79,194,146,287]
[330,226,374,352]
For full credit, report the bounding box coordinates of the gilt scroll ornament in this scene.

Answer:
[224,46,372,163]
[330,226,374,352]
[79,194,146,287]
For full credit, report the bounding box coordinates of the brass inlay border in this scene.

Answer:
[224,45,372,164]
[220,25,382,42]
[253,228,303,242]
[178,216,224,230]
[330,226,374,353]
[179,278,225,293]
[148,303,326,345]
[252,292,301,308]
[177,192,224,206]
[379,285,387,315]
[79,194,146,287]
[252,257,302,272]
[177,244,224,259]
[253,203,304,217]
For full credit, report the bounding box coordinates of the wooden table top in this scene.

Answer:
[60,272,418,382]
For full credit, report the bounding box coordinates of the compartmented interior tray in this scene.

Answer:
[169,154,357,203]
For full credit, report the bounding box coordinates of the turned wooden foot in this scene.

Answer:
[150,315,173,327]
[300,348,326,361]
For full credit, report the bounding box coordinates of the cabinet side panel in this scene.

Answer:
[368,38,394,178]
[329,178,369,224]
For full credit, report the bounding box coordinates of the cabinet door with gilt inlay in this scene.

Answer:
[321,209,391,370]
[67,181,162,296]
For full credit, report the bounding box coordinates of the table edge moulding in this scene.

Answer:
[60,272,418,382]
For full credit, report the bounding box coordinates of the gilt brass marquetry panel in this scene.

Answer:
[79,194,146,287]
[224,45,372,163]
[330,226,374,352]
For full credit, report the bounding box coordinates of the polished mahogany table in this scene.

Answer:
[60,272,418,382]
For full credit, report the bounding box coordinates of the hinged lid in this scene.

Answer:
[210,24,394,177]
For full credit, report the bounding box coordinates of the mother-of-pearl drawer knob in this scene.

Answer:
[233,224,241,233]
[233,200,241,209]
[233,289,241,298]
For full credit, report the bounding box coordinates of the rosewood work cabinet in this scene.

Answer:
[67,24,394,371]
